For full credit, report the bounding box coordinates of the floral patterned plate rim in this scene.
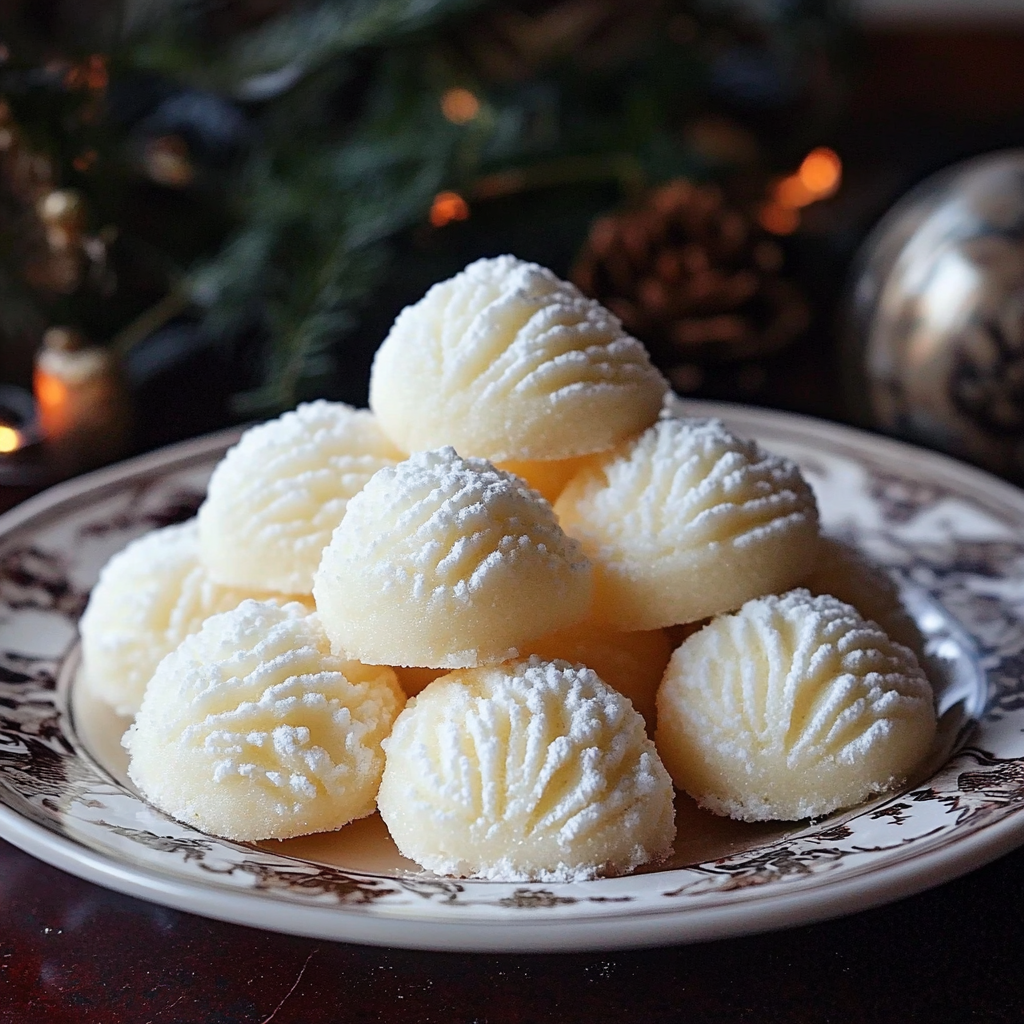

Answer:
[3,400,1024,953]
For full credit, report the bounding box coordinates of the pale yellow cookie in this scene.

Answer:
[655,590,936,821]
[197,401,402,594]
[803,535,925,659]
[313,448,592,668]
[555,417,820,629]
[525,621,673,732]
[392,617,671,716]
[79,521,293,717]
[495,455,593,504]
[369,255,668,462]
[124,600,403,841]
[377,657,676,881]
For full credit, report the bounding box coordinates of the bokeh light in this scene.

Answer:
[0,425,21,453]
[441,88,480,125]
[430,191,470,227]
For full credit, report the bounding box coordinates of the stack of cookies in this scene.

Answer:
[81,255,936,883]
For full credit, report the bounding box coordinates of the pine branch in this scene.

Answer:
[126,0,492,95]
[117,0,212,38]
[229,0,490,85]
[93,0,847,412]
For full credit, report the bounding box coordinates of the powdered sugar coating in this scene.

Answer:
[555,417,821,629]
[655,590,936,821]
[525,621,673,733]
[369,256,669,462]
[313,448,593,668]
[79,521,294,717]
[124,600,404,841]
[377,657,676,881]
[197,401,402,594]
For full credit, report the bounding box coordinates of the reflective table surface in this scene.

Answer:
[4,832,1024,1021]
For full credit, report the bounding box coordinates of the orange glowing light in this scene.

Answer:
[35,372,69,410]
[34,367,73,439]
[774,174,815,209]
[430,191,470,228]
[772,147,843,214]
[798,146,842,197]
[441,88,480,125]
[759,202,799,236]
[0,425,20,453]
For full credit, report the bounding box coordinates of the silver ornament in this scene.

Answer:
[845,150,1024,478]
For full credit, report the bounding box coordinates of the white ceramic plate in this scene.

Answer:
[2,401,1023,953]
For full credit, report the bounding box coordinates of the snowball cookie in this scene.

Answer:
[525,621,673,732]
[124,600,404,841]
[197,401,402,594]
[369,255,669,462]
[495,454,593,504]
[313,447,593,668]
[79,521,291,717]
[803,536,925,660]
[555,417,821,630]
[392,618,673,715]
[377,657,676,881]
[655,590,936,821]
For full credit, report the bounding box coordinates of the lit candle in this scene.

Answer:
[0,384,47,487]
[33,327,130,475]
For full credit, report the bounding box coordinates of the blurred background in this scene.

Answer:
[2,0,1024,490]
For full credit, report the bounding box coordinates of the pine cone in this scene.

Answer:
[572,180,808,367]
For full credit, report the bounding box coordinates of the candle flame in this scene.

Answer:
[0,425,21,453]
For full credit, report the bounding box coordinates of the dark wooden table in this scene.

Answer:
[3,833,1024,1023]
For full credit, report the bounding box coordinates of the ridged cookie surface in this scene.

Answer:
[378,657,676,881]
[313,448,592,668]
[124,600,403,840]
[655,590,936,820]
[198,401,402,594]
[555,417,820,629]
[369,256,668,462]
[80,521,290,717]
